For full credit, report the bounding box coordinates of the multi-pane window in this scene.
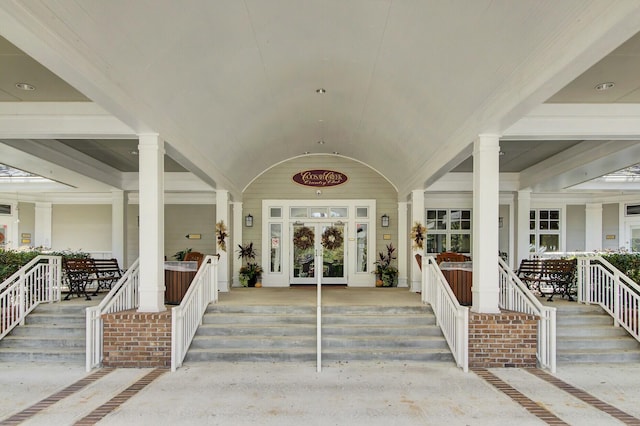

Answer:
[426,209,471,254]
[529,209,560,252]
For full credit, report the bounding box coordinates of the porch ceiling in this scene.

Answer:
[1,2,640,196]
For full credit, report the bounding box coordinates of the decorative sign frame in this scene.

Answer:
[292,170,348,187]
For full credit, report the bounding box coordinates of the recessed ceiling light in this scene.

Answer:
[333,151,339,155]
[15,82,35,91]
[316,88,326,94]
[130,150,138,155]
[595,82,615,91]
[317,140,325,145]
[303,151,310,155]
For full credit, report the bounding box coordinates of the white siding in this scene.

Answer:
[52,204,111,252]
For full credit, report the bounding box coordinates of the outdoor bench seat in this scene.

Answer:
[62,258,122,300]
[517,258,577,302]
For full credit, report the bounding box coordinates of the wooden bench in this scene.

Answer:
[517,258,577,301]
[63,258,122,300]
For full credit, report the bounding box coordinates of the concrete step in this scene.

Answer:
[558,336,640,350]
[323,348,454,362]
[323,335,449,349]
[0,302,87,364]
[557,349,640,364]
[556,302,640,364]
[0,347,85,362]
[187,303,453,365]
[556,325,630,338]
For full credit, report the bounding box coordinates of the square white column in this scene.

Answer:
[472,135,500,313]
[585,203,603,251]
[516,189,531,265]
[137,134,165,312]
[410,189,425,292]
[397,201,409,288]
[216,190,230,292]
[111,190,127,268]
[34,202,52,248]
[232,201,243,288]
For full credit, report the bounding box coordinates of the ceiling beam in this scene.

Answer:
[504,104,640,140]
[519,140,640,191]
[0,139,123,189]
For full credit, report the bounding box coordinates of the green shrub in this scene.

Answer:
[601,253,640,284]
[0,249,90,282]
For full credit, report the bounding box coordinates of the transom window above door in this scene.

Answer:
[289,207,348,219]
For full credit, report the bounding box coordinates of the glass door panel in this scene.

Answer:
[321,223,345,282]
[292,224,315,283]
[290,222,347,284]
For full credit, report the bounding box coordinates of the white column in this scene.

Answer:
[216,190,230,292]
[111,190,127,267]
[397,201,408,288]
[34,202,52,248]
[410,189,425,292]
[231,201,243,288]
[516,189,531,266]
[472,135,500,314]
[585,203,603,252]
[137,134,165,313]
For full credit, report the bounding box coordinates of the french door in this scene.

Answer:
[290,222,346,284]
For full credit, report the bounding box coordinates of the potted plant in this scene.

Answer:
[373,243,398,287]
[237,242,263,287]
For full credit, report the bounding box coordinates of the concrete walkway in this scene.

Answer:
[2,361,640,425]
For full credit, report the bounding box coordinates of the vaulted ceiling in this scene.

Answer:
[1,1,640,199]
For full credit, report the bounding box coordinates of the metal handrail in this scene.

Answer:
[85,258,140,371]
[171,255,218,371]
[316,249,322,373]
[498,257,556,373]
[0,255,62,340]
[421,255,469,372]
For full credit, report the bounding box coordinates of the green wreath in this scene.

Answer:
[321,226,343,250]
[293,226,314,250]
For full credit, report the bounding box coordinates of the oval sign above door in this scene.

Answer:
[292,170,348,187]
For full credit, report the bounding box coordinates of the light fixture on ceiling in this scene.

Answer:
[595,82,615,91]
[316,88,326,94]
[317,140,325,145]
[303,151,310,155]
[15,82,35,91]
[130,150,138,155]
[499,151,505,156]
[333,151,339,155]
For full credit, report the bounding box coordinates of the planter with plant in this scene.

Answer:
[373,243,398,287]
[237,242,263,287]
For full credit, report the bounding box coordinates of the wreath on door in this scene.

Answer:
[293,226,314,250]
[321,226,343,250]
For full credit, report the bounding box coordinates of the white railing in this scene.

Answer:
[1,255,62,339]
[85,258,140,371]
[498,257,556,373]
[171,255,218,371]
[316,250,322,373]
[421,255,469,372]
[577,256,640,342]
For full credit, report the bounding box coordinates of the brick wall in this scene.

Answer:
[468,311,538,368]
[102,309,172,368]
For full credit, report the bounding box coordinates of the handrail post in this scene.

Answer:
[316,249,322,373]
[19,270,26,326]
[613,271,620,327]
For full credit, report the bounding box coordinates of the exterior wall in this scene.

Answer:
[566,205,585,252]
[602,203,619,250]
[243,154,397,265]
[164,204,216,260]
[127,204,139,267]
[102,309,171,368]
[17,202,35,248]
[52,204,111,252]
[468,311,538,368]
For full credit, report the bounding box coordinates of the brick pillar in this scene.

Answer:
[468,311,538,368]
[102,309,172,368]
